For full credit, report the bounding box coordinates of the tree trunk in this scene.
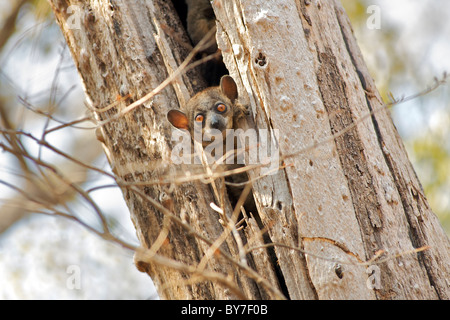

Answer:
[49,0,450,300]
[214,0,450,299]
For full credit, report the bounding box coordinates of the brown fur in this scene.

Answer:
[167,75,256,214]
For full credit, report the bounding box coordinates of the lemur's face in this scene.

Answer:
[167,75,240,147]
[187,88,234,146]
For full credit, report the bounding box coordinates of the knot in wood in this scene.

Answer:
[255,52,267,67]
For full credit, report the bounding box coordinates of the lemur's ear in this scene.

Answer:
[167,110,189,130]
[219,75,238,103]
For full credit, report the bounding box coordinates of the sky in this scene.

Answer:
[355,0,450,138]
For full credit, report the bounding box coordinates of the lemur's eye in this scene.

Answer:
[195,114,204,122]
[216,103,227,113]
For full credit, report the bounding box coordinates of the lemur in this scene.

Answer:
[167,75,256,216]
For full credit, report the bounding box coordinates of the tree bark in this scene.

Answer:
[214,0,450,299]
[48,0,284,300]
[49,0,450,300]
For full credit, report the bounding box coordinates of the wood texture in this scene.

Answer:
[49,0,283,299]
[214,0,450,299]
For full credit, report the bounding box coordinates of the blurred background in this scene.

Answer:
[0,0,448,299]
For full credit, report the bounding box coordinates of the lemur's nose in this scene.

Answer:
[210,115,222,129]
